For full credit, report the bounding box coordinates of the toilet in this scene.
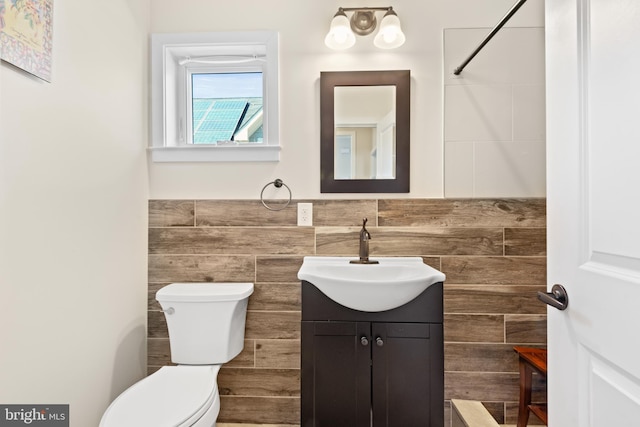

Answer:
[100,282,254,427]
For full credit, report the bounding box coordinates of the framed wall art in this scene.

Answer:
[0,0,53,82]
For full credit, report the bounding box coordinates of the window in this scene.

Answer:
[190,72,263,144]
[150,31,280,162]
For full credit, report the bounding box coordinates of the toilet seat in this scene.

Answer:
[100,365,220,427]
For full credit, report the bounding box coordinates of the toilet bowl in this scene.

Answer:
[100,282,253,427]
[100,365,220,427]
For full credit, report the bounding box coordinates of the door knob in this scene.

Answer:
[375,337,384,347]
[360,336,369,346]
[537,284,569,311]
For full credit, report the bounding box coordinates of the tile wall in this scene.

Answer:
[148,198,547,425]
[443,27,546,198]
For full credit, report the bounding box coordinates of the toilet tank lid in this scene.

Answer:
[156,282,254,302]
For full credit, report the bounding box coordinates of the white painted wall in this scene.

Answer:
[148,0,545,199]
[0,1,149,426]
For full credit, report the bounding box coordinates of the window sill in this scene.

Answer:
[149,145,281,163]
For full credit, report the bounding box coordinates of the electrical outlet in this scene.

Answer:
[297,203,313,226]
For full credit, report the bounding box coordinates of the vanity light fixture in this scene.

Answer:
[325,6,406,50]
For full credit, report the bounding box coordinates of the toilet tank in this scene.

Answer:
[156,282,254,365]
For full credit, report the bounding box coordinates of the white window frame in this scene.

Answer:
[150,31,280,162]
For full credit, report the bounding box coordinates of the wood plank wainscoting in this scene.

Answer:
[147,199,547,426]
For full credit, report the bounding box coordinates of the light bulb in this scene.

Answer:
[325,12,356,50]
[373,11,405,49]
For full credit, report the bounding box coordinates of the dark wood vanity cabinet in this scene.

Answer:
[301,281,444,427]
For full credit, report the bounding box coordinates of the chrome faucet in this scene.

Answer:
[350,218,379,264]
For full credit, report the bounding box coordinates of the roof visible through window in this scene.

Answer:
[191,72,264,144]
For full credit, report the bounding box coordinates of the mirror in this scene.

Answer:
[321,70,410,193]
[334,86,396,180]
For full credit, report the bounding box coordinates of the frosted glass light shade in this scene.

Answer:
[325,13,356,50]
[373,13,405,49]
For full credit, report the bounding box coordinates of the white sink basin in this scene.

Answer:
[298,256,446,312]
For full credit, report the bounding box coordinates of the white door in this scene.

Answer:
[376,110,396,179]
[546,0,640,425]
[335,133,355,179]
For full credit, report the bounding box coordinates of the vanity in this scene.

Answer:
[299,256,445,427]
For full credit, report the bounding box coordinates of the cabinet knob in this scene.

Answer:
[376,337,384,347]
[360,336,369,346]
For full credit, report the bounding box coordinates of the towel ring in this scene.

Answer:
[260,179,292,211]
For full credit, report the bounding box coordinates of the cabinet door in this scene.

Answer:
[372,322,444,426]
[301,321,371,427]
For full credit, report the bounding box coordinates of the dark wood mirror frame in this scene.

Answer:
[320,70,410,193]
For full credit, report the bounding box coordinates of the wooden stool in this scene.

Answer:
[513,346,548,426]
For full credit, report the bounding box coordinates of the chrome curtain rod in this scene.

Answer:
[453,0,529,75]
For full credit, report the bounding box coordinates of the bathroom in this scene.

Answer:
[1,0,547,426]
